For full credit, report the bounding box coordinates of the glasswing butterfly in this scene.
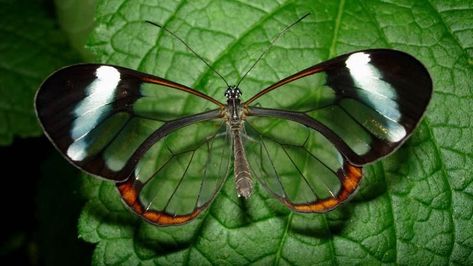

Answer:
[35,14,432,226]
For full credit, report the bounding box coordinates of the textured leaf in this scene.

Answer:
[78,0,473,265]
[0,0,77,145]
[53,0,96,59]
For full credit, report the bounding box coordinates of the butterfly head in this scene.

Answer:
[224,86,242,101]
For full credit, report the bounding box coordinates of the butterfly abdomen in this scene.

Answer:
[232,128,253,198]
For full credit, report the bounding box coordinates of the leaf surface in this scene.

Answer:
[77,0,473,265]
[0,0,77,145]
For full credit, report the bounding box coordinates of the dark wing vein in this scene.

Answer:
[259,135,288,199]
[161,150,196,213]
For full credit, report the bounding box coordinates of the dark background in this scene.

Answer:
[1,0,94,263]
[0,137,93,265]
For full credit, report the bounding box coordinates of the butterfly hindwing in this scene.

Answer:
[244,115,362,212]
[118,118,231,225]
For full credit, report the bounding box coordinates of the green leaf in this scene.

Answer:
[53,0,96,59]
[0,0,77,145]
[78,0,473,265]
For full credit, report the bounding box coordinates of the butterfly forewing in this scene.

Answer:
[244,49,432,165]
[35,64,223,181]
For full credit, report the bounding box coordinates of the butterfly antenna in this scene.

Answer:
[146,20,230,87]
[236,12,310,88]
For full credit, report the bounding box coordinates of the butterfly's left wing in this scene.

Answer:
[243,49,432,211]
[118,117,232,225]
[35,64,231,225]
[35,64,224,181]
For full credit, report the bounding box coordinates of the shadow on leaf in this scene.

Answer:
[289,203,354,238]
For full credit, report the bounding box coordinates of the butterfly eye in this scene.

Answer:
[236,88,242,97]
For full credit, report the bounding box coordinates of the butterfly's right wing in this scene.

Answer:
[242,49,431,212]
[244,49,432,165]
[244,114,362,212]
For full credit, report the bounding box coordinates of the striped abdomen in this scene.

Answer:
[232,128,253,198]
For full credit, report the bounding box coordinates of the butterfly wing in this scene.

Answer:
[243,49,432,211]
[245,49,432,165]
[244,115,361,212]
[118,117,231,225]
[35,64,224,181]
[36,64,231,225]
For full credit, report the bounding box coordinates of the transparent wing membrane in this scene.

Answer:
[36,48,432,224]
[118,119,231,225]
[241,49,431,211]
[35,64,223,181]
[245,49,432,165]
[244,116,362,212]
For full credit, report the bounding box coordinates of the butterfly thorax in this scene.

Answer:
[224,86,244,128]
[224,86,253,198]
